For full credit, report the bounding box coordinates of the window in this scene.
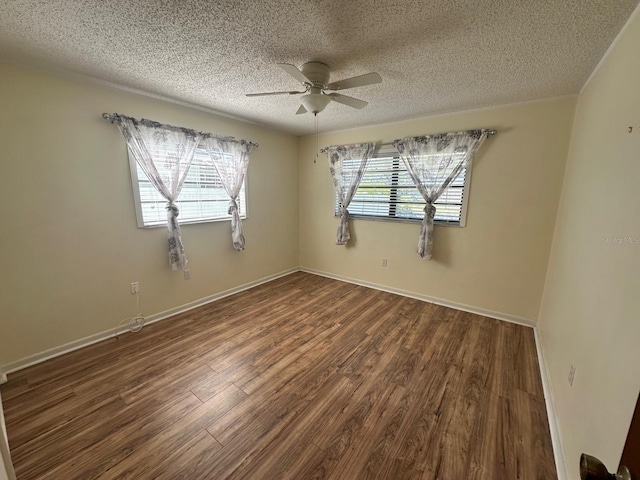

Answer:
[336,148,471,226]
[129,144,247,227]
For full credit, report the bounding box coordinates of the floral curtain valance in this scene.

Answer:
[393,129,489,260]
[104,113,258,268]
[324,142,375,245]
[103,113,259,149]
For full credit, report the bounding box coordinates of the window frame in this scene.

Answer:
[334,146,473,227]
[127,144,249,229]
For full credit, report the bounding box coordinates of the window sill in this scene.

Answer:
[140,215,247,229]
[337,214,461,227]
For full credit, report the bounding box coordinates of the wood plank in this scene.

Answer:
[0,272,556,479]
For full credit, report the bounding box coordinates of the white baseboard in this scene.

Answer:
[0,267,534,377]
[302,267,567,478]
[534,327,568,480]
[1,326,123,378]
[300,267,536,328]
[139,267,299,331]
[0,267,300,376]
[0,266,564,479]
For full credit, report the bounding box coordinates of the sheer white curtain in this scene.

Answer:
[113,115,201,270]
[393,130,488,260]
[325,143,375,245]
[202,136,254,251]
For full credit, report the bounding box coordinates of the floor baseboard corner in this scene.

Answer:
[300,267,536,328]
[0,267,301,377]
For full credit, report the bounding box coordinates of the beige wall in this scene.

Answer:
[3,13,639,475]
[0,63,299,366]
[299,98,576,322]
[538,7,640,479]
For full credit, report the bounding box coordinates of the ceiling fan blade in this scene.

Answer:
[296,105,307,115]
[327,72,382,91]
[278,63,312,85]
[326,93,368,109]
[246,90,306,97]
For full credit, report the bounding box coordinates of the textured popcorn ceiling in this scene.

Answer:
[0,0,637,135]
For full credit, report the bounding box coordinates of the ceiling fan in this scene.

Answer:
[246,62,382,115]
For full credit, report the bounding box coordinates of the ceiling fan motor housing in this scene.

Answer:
[301,62,330,88]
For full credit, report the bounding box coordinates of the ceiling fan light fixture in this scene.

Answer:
[246,62,381,116]
[300,92,331,115]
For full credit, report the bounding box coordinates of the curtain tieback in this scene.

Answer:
[166,202,180,217]
[423,202,436,219]
[339,205,349,221]
[228,199,238,215]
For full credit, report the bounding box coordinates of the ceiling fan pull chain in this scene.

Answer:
[314,113,318,163]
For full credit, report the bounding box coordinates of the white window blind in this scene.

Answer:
[129,145,247,227]
[336,152,470,226]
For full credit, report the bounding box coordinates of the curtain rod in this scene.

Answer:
[319,129,497,153]
[101,113,259,148]
[378,129,497,148]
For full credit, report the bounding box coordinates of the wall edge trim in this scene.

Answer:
[534,327,568,480]
[581,2,640,95]
[0,267,300,377]
[300,267,536,327]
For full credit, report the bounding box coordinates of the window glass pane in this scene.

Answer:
[335,154,467,225]
[132,145,246,227]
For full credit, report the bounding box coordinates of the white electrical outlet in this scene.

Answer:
[382,258,388,267]
[568,364,576,386]
[184,269,191,280]
[130,282,140,294]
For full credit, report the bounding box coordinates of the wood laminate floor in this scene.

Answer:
[1,272,557,479]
